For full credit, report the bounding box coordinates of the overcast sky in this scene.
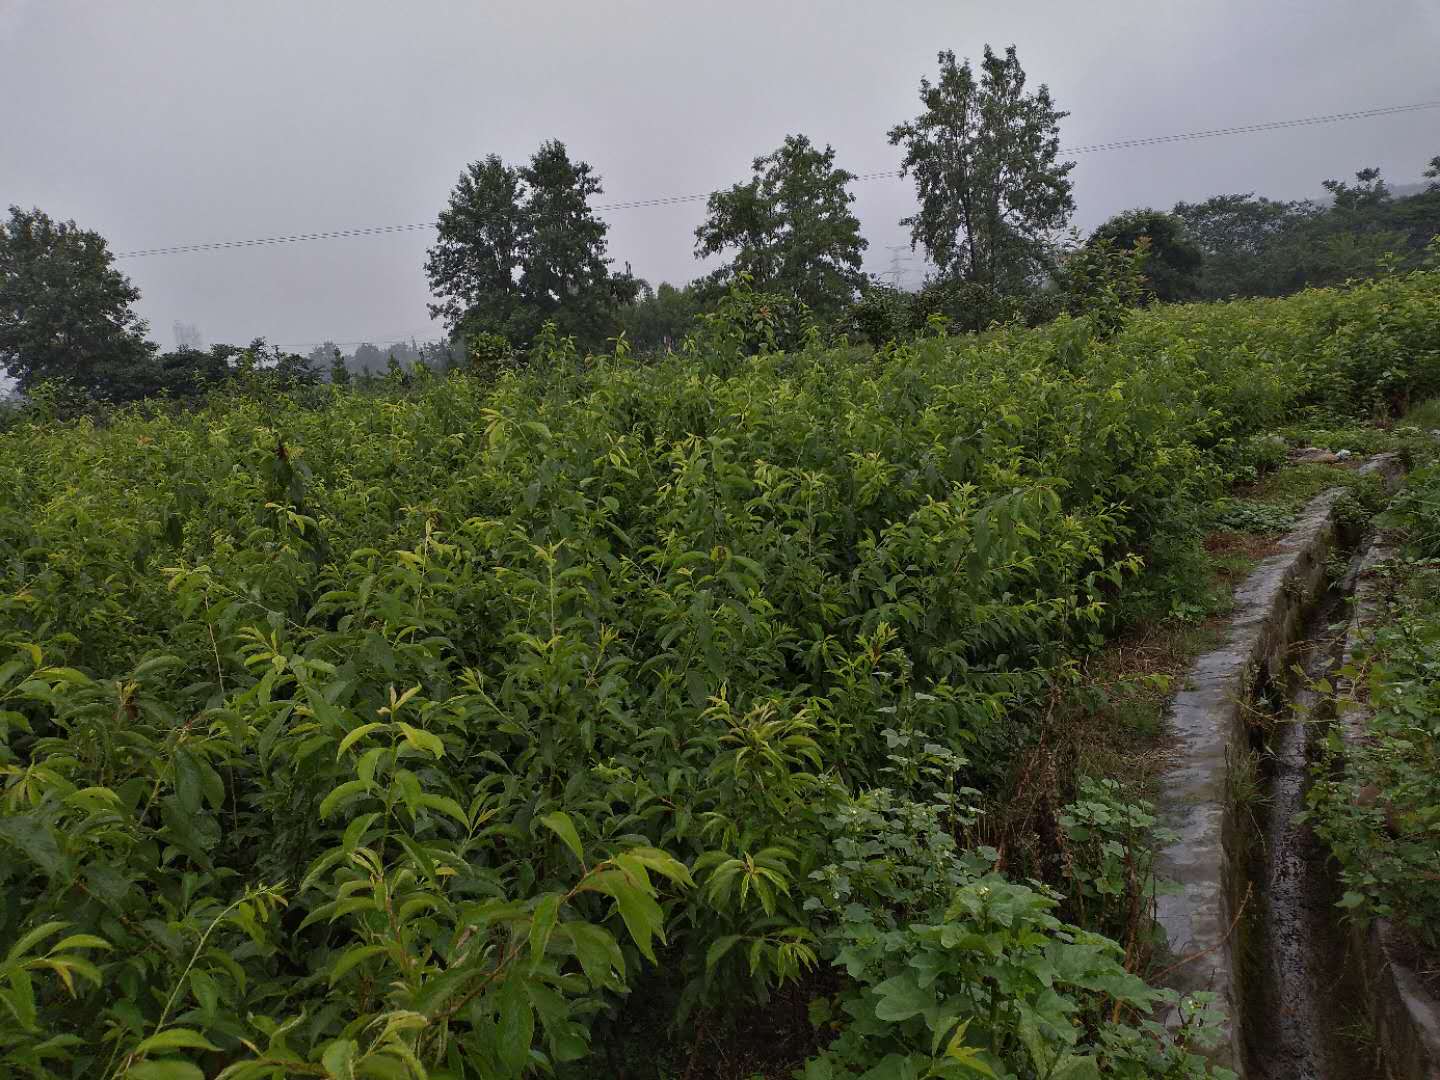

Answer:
[2,0,1438,352]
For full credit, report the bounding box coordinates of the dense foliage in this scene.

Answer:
[695,135,868,322]
[1309,456,1440,954]
[1,268,1438,1078]
[1173,162,1440,301]
[0,206,156,396]
[1087,211,1203,304]
[888,46,1074,291]
[425,143,639,354]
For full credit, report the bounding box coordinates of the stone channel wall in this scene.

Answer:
[1152,453,1402,1075]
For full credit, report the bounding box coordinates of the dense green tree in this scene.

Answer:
[1171,193,1315,298]
[1053,233,1149,335]
[1380,184,1440,257]
[1267,166,1428,292]
[519,140,639,345]
[426,155,527,345]
[1271,226,1409,291]
[1426,155,1440,193]
[1172,170,1440,300]
[616,280,705,353]
[0,205,156,395]
[137,345,238,399]
[695,134,868,320]
[846,281,915,345]
[426,142,636,352]
[888,46,1074,291]
[306,341,343,370]
[1089,209,1203,302]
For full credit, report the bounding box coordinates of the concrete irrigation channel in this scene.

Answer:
[1149,451,1440,1078]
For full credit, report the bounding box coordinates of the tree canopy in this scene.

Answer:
[0,205,155,395]
[1170,158,1440,300]
[616,280,705,353]
[426,142,637,354]
[1089,209,1203,303]
[888,46,1074,292]
[695,134,868,320]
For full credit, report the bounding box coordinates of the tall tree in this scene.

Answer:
[519,140,630,344]
[695,134,868,320]
[0,206,155,395]
[1425,155,1440,193]
[426,142,635,352]
[888,46,1074,291]
[1089,209,1203,303]
[425,155,527,344]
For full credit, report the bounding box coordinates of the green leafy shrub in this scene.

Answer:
[0,270,1436,1076]
[847,284,915,346]
[1057,777,1174,945]
[1309,460,1440,951]
[1204,499,1297,534]
[1309,567,1440,949]
[804,872,1225,1079]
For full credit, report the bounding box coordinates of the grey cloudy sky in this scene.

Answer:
[2,0,1438,352]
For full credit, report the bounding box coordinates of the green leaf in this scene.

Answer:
[416,793,468,828]
[134,1028,221,1055]
[561,922,624,987]
[397,722,444,759]
[705,934,742,973]
[329,944,390,986]
[1050,1055,1102,1080]
[319,779,371,819]
[6,967,36,1030]
[337,722,387,757]
[343,812,381,853]
[496,973,535,1075]
[0,659,25,689]
[612,881,664,962]
[624,846,695,888]
[537,811,584,862]
[853,1053,918,1080]
[173,749,204,815]
[872,972,932,1021]
[528,894,560,968]
[0,818,63,877]
[5,921,67,962]
[321,1038,359,1079]
[52,933,110,950]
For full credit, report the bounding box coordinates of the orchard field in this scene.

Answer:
[2,267,1439,1080]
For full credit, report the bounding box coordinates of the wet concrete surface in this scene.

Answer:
[1153,457,1407,1075]
[1245,584,1379,1079]
[1154,488,1344,1073]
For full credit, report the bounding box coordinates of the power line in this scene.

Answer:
[1060,100,1440,155]
[113,99,1440,260]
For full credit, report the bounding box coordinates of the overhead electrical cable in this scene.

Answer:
[113,100,1440,259]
